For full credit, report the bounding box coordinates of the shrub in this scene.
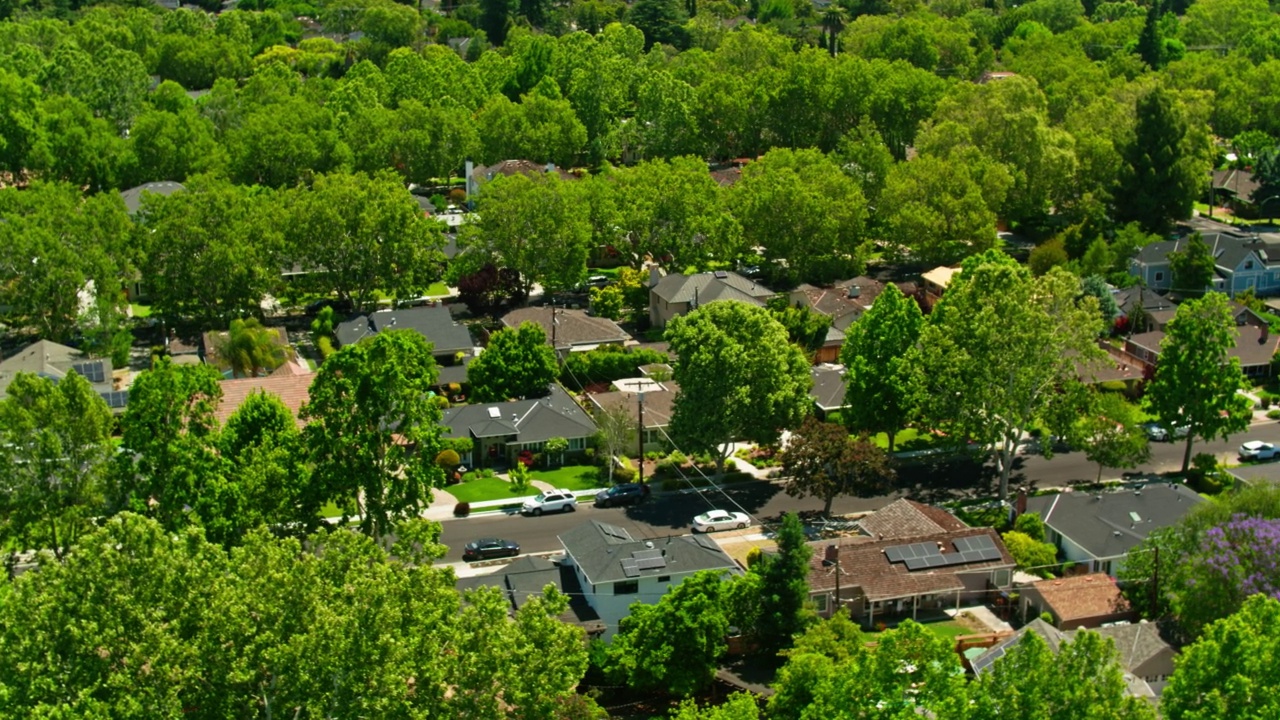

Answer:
[584,447,596,461]
[613,465,638,483]
[1268,409,1280,420]
[509,462,533,491]
[435,449,461,468]
[559,346,669,390]
[1039,611,1054,624]
[746,546,763,568]
[723,458,738,472]
[667,450,688,466]
[316,335,335,359]
[454,502,471,517]
[645,450,663,461]
[1013,512,1046,542]
[433,395,450,409]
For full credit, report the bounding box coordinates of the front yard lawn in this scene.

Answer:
[531,464,605,491]
[870,428,941,452]
[448,476,529,504]
[422,281,449,297]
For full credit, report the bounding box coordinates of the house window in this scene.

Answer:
[657,576,670,583]
[1247,261,1255,269]
[614,581,639,595]
[813,594,829,612]
[993,569,1011,587]
[569,437,585,450]
[1154,272,1164,282]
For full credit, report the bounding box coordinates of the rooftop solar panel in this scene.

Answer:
[621,559,640,578]
[636,557,667,570]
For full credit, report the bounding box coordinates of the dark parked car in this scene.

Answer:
[462,538,520,561]
[304,297,354,316]
[594,483,646,508]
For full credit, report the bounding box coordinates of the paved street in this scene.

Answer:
[439,418,1280,563]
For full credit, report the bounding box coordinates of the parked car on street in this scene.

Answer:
[462,538,520,561]
[594,483,646,508]
[1142,423,1189,442]
[522,489,578,516]
[1240,440,1280,461]
[692,509,751,533]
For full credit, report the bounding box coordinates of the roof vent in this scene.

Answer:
[1113,530,1122,537]
[713,270,728,280]
[645,541,654,549]
[847,285,861,299]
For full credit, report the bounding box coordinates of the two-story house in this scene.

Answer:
[1129,232,1280,298]
[648,269,775,329]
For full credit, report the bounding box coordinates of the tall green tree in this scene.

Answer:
[607,570,731,697]
[209,317,292,378]
[752,512,814,652]
[0,372,113,560]
[878,153,1002,266]
[780,417,895,517]
[1168,232,1216,298]
[1145,292,1252,472]
[301,330,446,538]
[1116,87,1209,235]
[611,157,743,267]
[1162,595,1280,720]
[911,252,1104,500]
[840,283,923,452]
[666,301,813,474]
[467,321,560,402]
[767,297,833,357]
[1071,391,1151,484]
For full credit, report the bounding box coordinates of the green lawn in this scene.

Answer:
[448,476,530,504]
[531,464,605,491]
[587,267,623,280]
[423,281,450,297]
[129,303,152,319]
[320,499,356,518]
[870,428,941,452]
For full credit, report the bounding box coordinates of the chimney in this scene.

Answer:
[1262,325,1269,344]
[824,544,839,565]
[648,264,663,288]
[1015,488,1028,517]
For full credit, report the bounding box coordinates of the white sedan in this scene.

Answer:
[1240,440,1280,461]
[692,510,751,533]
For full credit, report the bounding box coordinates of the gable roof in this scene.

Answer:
[120,181,185,215]
[793,277,886,331]
[441,384,596,443]
[810,366,848,412]
[858,499,969,540]
[1025,484,1203,560]
[501,307,632,351]
[1094,621,1173,672]
[0,341,121,407]
[588,381,678,430]
[922,266,960,290]
[335,305,475,354]
[971,619,1066,675]
[650,271,774,307]
[1112,286,1175,315]
[1032,573,1131,624]
[455,555,605,634]
[558,520,740,586]
[1133,232,1262,271]
[215,362,314,425]
[1213,168,1262,201]
[1127,320,1280,370]
[807,528,1014,602]
[471,160,577,184]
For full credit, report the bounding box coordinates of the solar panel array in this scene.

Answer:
[885,535,1003,571]
[72,361,106,384]
[620,559,640,578]
[632,548,667,570]
[599,523,633,542]
[101,391,129,409]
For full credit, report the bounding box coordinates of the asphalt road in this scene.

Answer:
[439,418,1280,562]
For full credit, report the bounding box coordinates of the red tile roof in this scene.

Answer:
[216,367,314,426]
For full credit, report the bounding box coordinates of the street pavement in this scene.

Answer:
[438,418,1280,564]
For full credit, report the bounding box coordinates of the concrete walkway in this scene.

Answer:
[946,605,1013,634]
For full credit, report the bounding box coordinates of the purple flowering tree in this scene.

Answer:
[1174,514,1280,637]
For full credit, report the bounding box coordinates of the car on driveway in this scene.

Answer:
[595,483,646,508]
[522,489,578,516]
[462,538,520,561]
[692,509,751,533]
[1240,440,1280,461]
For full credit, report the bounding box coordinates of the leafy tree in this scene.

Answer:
[1135,0,1166,69]
[1001,531,1059,576]
[780,417,895,517]
[610,157,742,267]
[840,283,923,452]
[752,512,814,652]
[973,629,1157,720]
[454,263,528,317]
[1163,595,1280,720]
[109,359,227,531]
[1081,274,1120,328]
[0,372,113,560]
[1014,511,1047,542]
[592,401,637,483]
[1071,391,1151,483]
[301,331,446,538]
[38,94,131,191]
[467,321,560,402]
[1116,87,1209,235]
[607,570,730,697]
[1028,237,1069,276]
[1170,516,1280,639]
[1145,292,1252,472]
[0,69,49,175]
[475,93,588,167]
[458,172,591,296]
[767,297,833,357]
[1168,232,1216,298]
[912,253,1103,500]
[878,153,1001,266]
[224,97,347,188]
[666,301,812,474]
[210,317,292,378]
[480,0,518,45]
[672,694,761,719]
[628,0,688,49]
[589,285,625,320]
[128,107,224,184]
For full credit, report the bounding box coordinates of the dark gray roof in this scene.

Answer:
[650,271,775,306]
[120,181,185,214]
[972,618,1171,687]
[436,358,470,386]
[558,520,740,586]
[501,307,632,351]
[810,366,847,411]
[1133,232,1265,271]
[441,384,596,443]
[0,340,124,411]
[972,619,1065,675]
[1025,484,1203,560]
[1112,287,1175,315]
[455,556,604,633]
[334,305,474,354]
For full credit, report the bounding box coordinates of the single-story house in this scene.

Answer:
[202,326,292,378]
[856,498,969,540]
[214,360,314,426]
[1019,573,1135,629]
[501,307,632,356]
[921,266,960,312]
[970,618,1173,700]
[557,520,742,639]
[441,384,597,467]
[465,159,578,197]
[1023,484,1204,576]
[586,379,678,454]
[810,365,849,420]
[787,277,887,363]
[1125,303,1280,377]
[454,555,607,637]
[1129,231,1280,298]
[648,269,775,329]
[807,528,1015,627]
[1211,168,1263,216]
[336,305,476,374]
[0,340,129,412]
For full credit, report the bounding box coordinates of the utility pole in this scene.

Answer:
[637,392,645,484]
[1150,545,1160,617]
[549,304,559,363]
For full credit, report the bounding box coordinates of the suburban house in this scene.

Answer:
[1128,231,1280,297]
[807,527,1015,627]
[921,266,960,312]
[1111,286,1177,330]
[1124,302,1280,378]
[202,326,292,378]
[441,384,598,467]
[648,269,775,329]
[1022,484,1203,576]
[857,498,969,540]
[809,365,848,420]
[214,360,314,426]
[0,340,129,412]
[970,618,1174,700]
[786,277,887,363]
[465,159,578,197]
[587,377,677,455]
[556,520,741,638]
[336,305,476,376]
[454,555,607,638]
[1211,168,1263,216]
[1019,573,1135,629]
[501,307,633,356]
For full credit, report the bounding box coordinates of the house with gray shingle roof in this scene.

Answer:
[1128,231,1280,298]
[501,306,632,356]
[648,269,775,328]
[0,340,127,412]
[809,365,848,420]
[335,306,476,383]
[454,555,607,637]
[440,384,596,467]
[557,520,741,638]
